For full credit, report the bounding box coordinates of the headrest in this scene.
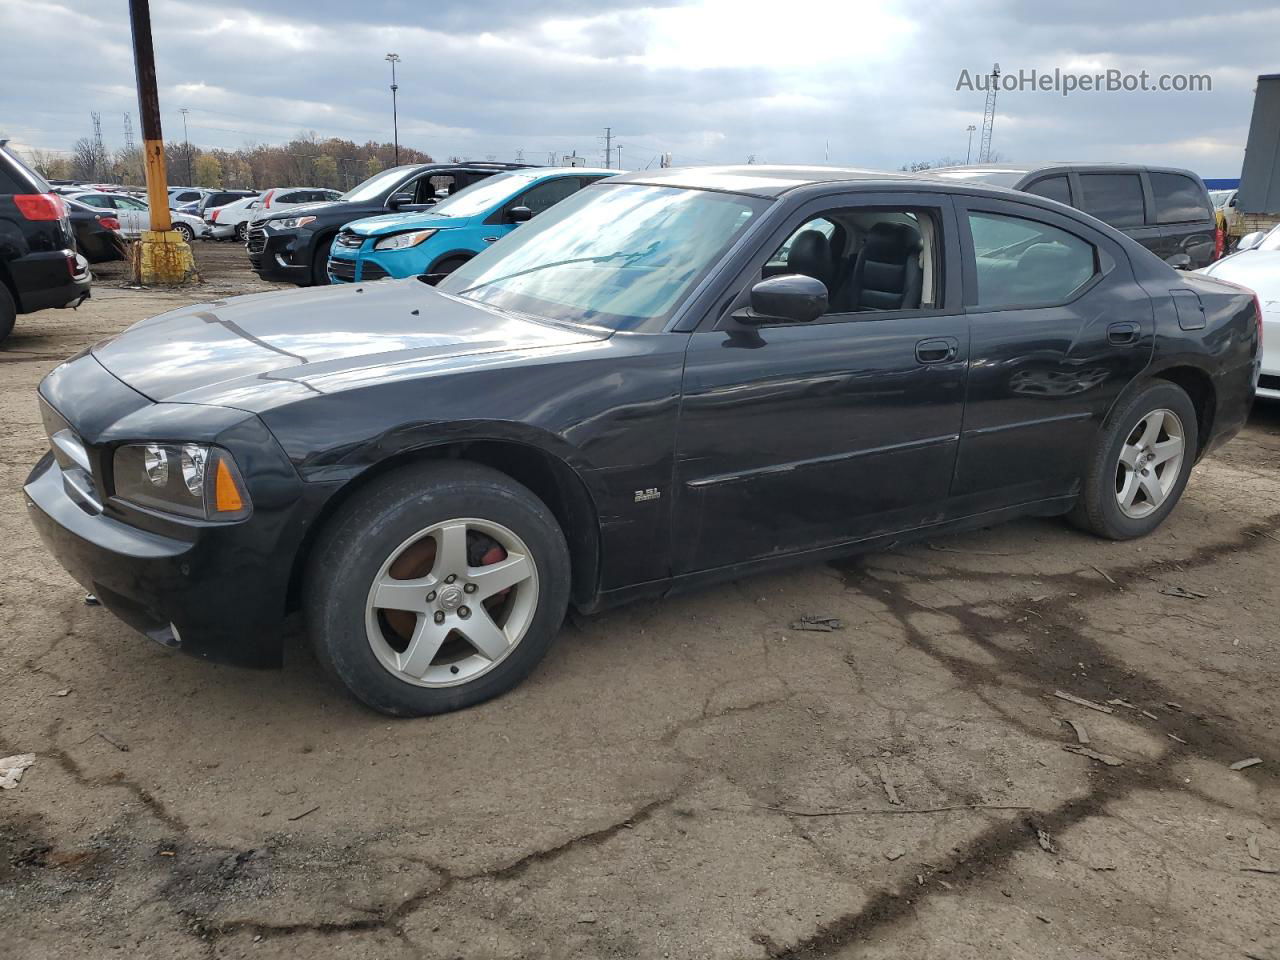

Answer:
[788,229,831,267]
[864,221,922,261]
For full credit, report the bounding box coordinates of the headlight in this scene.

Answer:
[113,443,250,521]
[269,216,316,230]
[373,229,436,251]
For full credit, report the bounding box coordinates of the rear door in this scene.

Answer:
[952,196,1154,512]
[1075,170,1162,257]
[1148,171,1216,268]
[674,191,969,572]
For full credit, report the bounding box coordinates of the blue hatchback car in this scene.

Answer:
[327,167,615,282]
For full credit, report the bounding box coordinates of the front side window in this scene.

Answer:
[1078,173,1145,227]
[969,211,1096,308]
[1150,173,1212,224]
[511,177,581,216]
[763,208,941,316]
[438,184,766,330]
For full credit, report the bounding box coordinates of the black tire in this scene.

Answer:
[304,461,571,716]
[1070,380,1199,540]
[310,239,333,286]
[0,283,15,344]
[431,255,469,276]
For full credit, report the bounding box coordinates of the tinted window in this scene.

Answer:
[969,211,1096,307]
[1078,174,1145,227]
[0,146,49,194]
[513,177,581,216]
[1024,176,1071,205]
[1150,172,1211,224]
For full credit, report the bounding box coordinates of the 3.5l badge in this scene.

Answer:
[634,487,661,503]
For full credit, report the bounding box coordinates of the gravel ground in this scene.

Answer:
[1,245,1278,959]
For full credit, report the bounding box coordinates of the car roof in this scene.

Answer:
[930,162,1208,183]
[611,164,926,197]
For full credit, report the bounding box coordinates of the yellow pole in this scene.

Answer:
[128,0,194,283]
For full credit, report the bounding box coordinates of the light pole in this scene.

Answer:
[965,124,977,165]
[180,107,192,185]
[385,53,400,165]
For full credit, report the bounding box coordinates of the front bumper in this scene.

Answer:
[247,226,313,284]
[326,244,395,283]
[24,355,324,668]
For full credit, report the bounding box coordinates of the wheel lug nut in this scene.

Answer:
[458,606,471,619]
[463,583,476,594]
[426,591,436,602]
[445,574,457,584]
[434,611,445,624]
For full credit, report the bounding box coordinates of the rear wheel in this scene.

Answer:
[234,222,247,243]
[0,283,15,343]
[173,222,194,243]
[311,240,333,286]
[304,461,571,716]
[1070,381,1198,539]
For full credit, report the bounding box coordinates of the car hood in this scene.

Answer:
[90,279,608,409]
[1198,250,1280,295]
[347,210,462,237]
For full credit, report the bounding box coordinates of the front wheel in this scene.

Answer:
[310,241,332,286]
[430,255,470,276]
[304,461,571,716]
[1070,381,1198,539]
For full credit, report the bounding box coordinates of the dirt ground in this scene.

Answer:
[2,241,1278,959]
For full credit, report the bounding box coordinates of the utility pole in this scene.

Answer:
[603,126,612,169]
[179,107,192,185]
[385,53,400,165]
[615,143,622,170]
[978,63,999,163]
[965,124,976,164]
[128,0,194,283]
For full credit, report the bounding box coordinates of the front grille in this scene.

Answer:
[327,258,356,282]
[361,261,389,280]
[1260,373,1280,391]
[334,230,363,249]
[246,225,266,254]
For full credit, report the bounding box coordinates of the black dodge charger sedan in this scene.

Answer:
[26,166,1260,716]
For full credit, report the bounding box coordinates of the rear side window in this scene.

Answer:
[1150,172,1212,223]
[1024,176,1071,205]
[0,146,49,194]
[1078,173,1145,227]
[968,211,1096,308]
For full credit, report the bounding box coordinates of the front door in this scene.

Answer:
[673,192,969,574]
[950,196,1155,512]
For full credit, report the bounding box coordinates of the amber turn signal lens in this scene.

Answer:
[214,456,246,514]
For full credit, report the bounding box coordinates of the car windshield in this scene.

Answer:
[427,172,533,218]
[340,166,416,203]
[437,184,767,330]
[1257,224,1280,251]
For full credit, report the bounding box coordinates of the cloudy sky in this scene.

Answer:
[2,0,1276,176]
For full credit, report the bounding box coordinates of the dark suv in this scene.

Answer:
[933,164,1218,268]
[0,140,91,343]
[247,161,533,286]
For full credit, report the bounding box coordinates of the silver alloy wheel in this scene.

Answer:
[1115,407,1185,519]
[175,223,193,242]
[364,518,539,687]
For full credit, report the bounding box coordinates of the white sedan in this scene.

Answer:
[66,191,209,243]
[205,195,265,241]
[1199,224,1280,400]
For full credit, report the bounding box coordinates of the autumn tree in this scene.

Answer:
[193,152,223,187]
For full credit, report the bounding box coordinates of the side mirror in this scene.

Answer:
[1229,197,1238,208]
[738,274,828,325]
[1238,231,1265,252]
[1165,253,1192,270]
[508,205,533,224]
[387,192,414,209]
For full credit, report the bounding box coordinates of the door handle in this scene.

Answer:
[1107,321,1140,345]
[483,236,500,243]
[915,337,958,364]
